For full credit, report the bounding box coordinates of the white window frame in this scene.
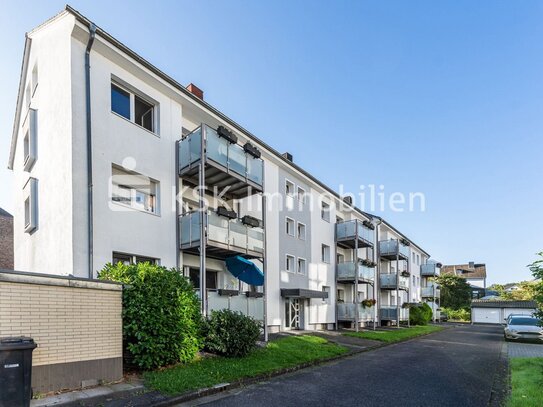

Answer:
[285,179,295,197]
[297,257,307,275]
[286,254,295,273]
[23,177,38,233]
[111,78,159,135]
[297,221,306,240]
[321,201,330,222]
[111,165,160,215]
[23,109,38,172]
[31,63,38,96]
[285,217,295,236]
[322,286,330,303]
[112,251,159,265]
[297,186,306,203]
[321,244,331,264]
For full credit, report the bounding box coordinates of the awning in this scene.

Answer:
[225,256,264,286]
[281,288,328,299]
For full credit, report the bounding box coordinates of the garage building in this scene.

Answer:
[471,300,537,324]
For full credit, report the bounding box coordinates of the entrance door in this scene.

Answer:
[285,299,303,329]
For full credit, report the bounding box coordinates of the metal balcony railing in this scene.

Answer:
[337,261,375,283]
[336,220,374,249]
[179,211,264,258]
[379,240,410,260]
[380,274,410,290]
[421,284,441,298]
[421,263,441,276]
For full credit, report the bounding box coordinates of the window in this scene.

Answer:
[297,258,307,275]
[416,254,420,265]
[412,275,416,285]
[25,84,31,109]
[189,268,217,290]
[111,165,159,214]
[111,82,156,133]
[285,180,295,196]
[112,252,159,266]
[412,252,416,263]
[285,217,295,236]
[321,201,330,222]
[23,178,38,233]
[23,109,38,171]
[286,255,295,272]
[297,222,306,240]
[31,63,38,95]
[337,253,345,263]
[337,289,345,302]
[297,186,306,203]
[321,244,330,263]
[322,286,330,303]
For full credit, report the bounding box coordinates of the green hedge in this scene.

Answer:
[99,262,202,369]
[409,303,433,325]
[203,309,261,357]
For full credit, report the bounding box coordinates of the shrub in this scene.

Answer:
[203,309,261,357]
[410,303,433,325]
[444,307,471,322]
[99,262,202,369]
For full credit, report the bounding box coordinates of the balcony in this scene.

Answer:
[336,220,374,249]
[179,210,264,259]
[379,240,410,261]
[337,303,375,321]
[380,306,409,321]
[207,290,264,321]
[337,261,375,284]
[421,284,441,298]
[421,263,441,276]
[179,125,264,199]
[380,274,409,291]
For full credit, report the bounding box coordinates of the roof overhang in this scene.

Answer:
[281,288,328,299]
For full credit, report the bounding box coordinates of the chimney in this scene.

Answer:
[469,261,475,269]
[187,83,204,100]
[282,152,293,162]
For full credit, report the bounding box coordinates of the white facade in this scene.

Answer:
[8,7,438,332]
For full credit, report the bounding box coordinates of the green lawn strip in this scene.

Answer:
[144,335,348,395]
[508,358,543,407]
[343,325,444,343]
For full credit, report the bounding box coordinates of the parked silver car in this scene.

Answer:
[504,313,533,325]
[504,316,543,342]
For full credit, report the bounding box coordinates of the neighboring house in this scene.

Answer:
[7,6,439,333]
[441,263,487,299]
[0,208,14,269]
[471,300,537,324]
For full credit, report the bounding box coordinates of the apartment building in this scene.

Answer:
[0,208,14,269]
[8,6,440,333]
[442,263,487,299]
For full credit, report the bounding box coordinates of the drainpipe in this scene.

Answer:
[85,23,96,279]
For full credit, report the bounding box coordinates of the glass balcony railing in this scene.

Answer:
[380,306,409,321]
[379,240,410,259]
[337,261,375,283]
[337,303,375,321]
[421,284,440,298]
[179,211,264,255]
[336,220,375,247]
[207,290,264,321]
[421,263,441,276]
[179,125,264,187]
[380,274,409,290]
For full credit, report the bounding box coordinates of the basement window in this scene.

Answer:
[111,81,157,133]
[112,252,159,265]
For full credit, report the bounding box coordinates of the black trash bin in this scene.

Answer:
[0,337,37,407]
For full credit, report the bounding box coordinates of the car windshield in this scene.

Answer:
[510,318,540,326]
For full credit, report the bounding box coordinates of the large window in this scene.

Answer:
[111,82,156,133]
[321,201,330,222]
[111,165,159,214]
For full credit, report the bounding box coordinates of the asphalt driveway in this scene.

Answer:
[187,324,507,407]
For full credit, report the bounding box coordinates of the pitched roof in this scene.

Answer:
[471,300,537,309]
[0,208,13,218]
[441,264,487,279]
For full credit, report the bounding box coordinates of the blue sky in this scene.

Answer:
[1,1,542,283]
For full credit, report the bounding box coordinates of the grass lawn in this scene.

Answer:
[343,325,443,343]
[144,335,348,395]
[508,358,543,407]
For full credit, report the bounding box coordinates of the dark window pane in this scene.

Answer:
[112,252,132,265]
[189,268,199,289]
[189,268,217,290]
[111,84,130,119]
[135,256,156,264]
[135,95,154,131]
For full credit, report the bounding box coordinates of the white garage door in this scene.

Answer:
[473,308,501,324]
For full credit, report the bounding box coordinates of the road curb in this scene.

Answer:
[488,341,509,407]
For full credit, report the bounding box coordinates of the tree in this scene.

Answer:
[434,274,472,310]
[528,252,543,320]
[488,281,537,300]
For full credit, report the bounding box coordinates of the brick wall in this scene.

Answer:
[0,271,123,392]
[0,214,14,269]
